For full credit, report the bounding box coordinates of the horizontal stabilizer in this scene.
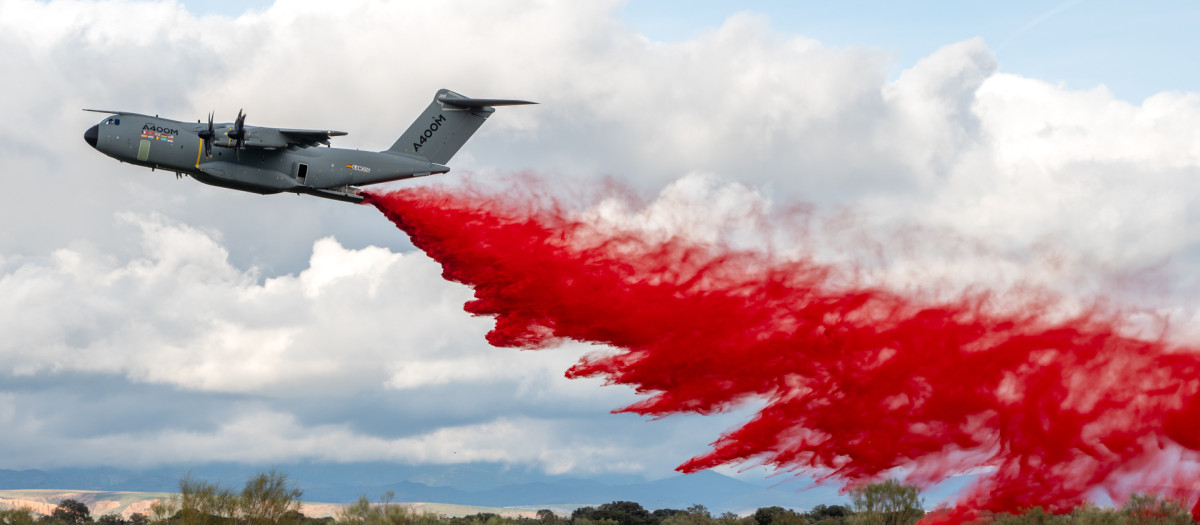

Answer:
[436,94,537,108]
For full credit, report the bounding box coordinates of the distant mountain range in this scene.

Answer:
[0,464,851,515]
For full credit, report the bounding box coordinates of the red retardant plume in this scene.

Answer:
[363,182,1200,523]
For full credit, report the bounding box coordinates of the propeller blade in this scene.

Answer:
[228,109,247,149]
[195,111,217,159]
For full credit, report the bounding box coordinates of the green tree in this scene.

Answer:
[178,472,235,525]
[336,496,372,525]
[572,519,619,525]
[848,480,923,525]
[150,497,180,524]
[714,512,747,525]
[1122,493,1193,525]
[660,505,715,525]
[1067,503,1123,525]
[127,514,148,525]
[753,508,805,525]
[753,508,786,525]
[572,502,653,525]
[806,505,849,525]
[96,514,126,525]
[988,507,1067,525]
[279,510,307,525]
[0,507,37,525]
[52,499,93,525]
[652,510,684,523]
[239,470,304,525]
[769,514,805,525]
[335,494,443,525]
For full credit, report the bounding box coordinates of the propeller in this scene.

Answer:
[196,112,215,158]
[226,109,247,150]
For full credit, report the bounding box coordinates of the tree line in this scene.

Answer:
[0,471,1195,525]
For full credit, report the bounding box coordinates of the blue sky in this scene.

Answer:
[620,0,1200,102]
[184,0,1200,103]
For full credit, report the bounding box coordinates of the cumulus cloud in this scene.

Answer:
[1,0,1199,478]
[1,212,575,397]
[0,212,716,471]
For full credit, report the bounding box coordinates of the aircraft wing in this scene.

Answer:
[83,108,154,118]
[237,127,348,149]
[273,128,349,148]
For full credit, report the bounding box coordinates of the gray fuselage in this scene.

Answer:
[84,114,447,203]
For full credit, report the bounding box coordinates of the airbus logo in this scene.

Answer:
[411,114,447,152]
[143,123,179,135]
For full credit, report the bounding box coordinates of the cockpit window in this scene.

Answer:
[104,118,120,125]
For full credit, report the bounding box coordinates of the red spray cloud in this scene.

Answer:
[363,181,1200,522]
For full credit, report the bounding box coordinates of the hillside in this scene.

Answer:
[0,490,171,518]
[0,490,542,519]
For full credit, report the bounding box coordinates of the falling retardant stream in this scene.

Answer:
[362,183,1200,523]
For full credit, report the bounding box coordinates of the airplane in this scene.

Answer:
[83,89,535,203]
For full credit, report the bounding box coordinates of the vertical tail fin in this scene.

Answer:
[386,88,535,165]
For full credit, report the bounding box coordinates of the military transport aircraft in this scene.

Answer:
[83,89,535,203]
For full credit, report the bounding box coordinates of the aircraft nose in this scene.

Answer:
[84,124,99,148]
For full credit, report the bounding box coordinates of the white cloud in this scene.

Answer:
[579,173,773,249]
[0,213,498,395]
[0,394,652,472]
[0,211,679,471]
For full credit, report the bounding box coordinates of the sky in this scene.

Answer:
[2,0,1200,494]
[620,0,1200,104]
